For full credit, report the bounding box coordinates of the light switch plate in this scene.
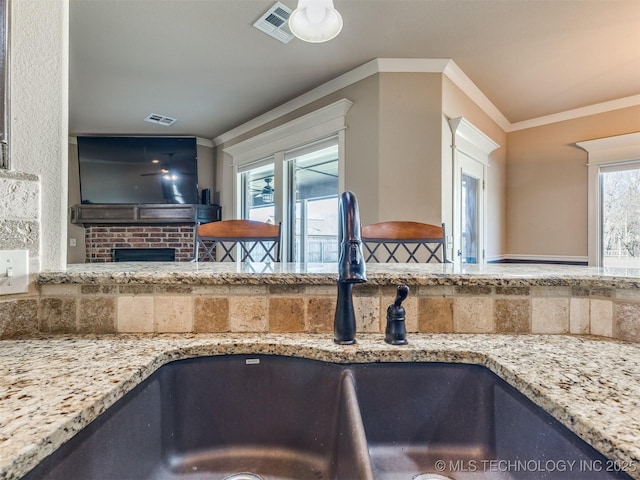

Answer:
[0,250,29,295]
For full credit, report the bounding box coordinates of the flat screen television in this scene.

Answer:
[77,136,198,204]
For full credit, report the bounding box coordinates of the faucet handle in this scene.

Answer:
[394,284,409,307]
[386,285,409,345]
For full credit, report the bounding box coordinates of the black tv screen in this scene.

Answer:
[77,136,198,204]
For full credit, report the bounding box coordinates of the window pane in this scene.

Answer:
[241,163,275,224]
[289,143,339,263]
[601,166,640,268]
[461,173,479,264]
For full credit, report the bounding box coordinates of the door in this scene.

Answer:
[286,140,339,263]
[455,153,486,264]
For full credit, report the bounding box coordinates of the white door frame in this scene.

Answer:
[449,117,499,265]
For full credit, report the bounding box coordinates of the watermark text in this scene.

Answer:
[433,459,637,474]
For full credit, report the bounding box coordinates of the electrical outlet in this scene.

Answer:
[69,238,77,247]
[0,250,29,295]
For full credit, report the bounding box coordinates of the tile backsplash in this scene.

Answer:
[1,281,638,342]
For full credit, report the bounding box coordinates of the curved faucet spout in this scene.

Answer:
[335,191,367,344]
[337,191,367,284]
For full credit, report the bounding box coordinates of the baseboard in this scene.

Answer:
[488,254,589,266]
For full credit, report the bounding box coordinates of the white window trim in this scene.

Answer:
[225,98,352,163]
[225,99,351,260]
[577,131,640,266]
[225,98,351,219]
[449,117,498,166]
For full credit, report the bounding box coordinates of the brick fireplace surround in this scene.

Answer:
[85,225,196,262]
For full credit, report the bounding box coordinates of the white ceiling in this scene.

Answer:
[69,0,640,140]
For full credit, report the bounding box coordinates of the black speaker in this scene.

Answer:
[201,188,211,205]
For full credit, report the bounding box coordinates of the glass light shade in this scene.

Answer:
[289,0,343,43]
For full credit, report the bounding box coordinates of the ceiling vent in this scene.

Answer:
[253,2,294,44]
[144,113,177,126]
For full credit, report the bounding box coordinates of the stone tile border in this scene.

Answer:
[1,283,638,342]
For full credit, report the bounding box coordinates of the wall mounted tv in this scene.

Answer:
[77,136,198,204]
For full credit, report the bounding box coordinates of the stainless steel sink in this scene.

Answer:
[23,356,632,480]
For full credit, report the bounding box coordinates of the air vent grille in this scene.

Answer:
[144,113,177,126]
[265,13,285,28]
[273,7,290,19]
[253,2,294,44]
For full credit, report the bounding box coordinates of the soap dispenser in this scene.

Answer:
[385,285,409,345]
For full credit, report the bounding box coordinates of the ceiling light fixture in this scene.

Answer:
[289,0,343,43]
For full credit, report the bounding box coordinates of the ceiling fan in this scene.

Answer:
[139,152,196,178]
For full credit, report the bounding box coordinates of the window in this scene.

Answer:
[578,132,640,266]
[600,163,640,268]
[225,99,351,263]
[237,139,339,262]
[460,171,481,263]
[239,161,275,224]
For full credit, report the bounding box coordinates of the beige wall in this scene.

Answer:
[216,70,638,263]
[197,143,215,194]
[506,105,640,259]
[319,75,381,225]
[217,74,382,223]
[378,73,443,224]
[217,72,447,228]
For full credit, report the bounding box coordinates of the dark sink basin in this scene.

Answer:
[349,363,630,479]
[23,356,370,480]
[23,356,632,480]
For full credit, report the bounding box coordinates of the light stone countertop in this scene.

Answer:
[38,262,640,288]
[1,334,639,480]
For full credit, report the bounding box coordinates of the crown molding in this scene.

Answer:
[443,61,511,131]
[214,57,509,145]
[212,58,640,145]
[224,98,352,165]
[68,136,213,147]
[214,59,380,146]
[509,94,640,132]
[196,137,214,148]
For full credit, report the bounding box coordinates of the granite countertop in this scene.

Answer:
[38,262,640,288]
[1,334,639,480]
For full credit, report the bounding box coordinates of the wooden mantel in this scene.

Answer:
[70,203,221,226]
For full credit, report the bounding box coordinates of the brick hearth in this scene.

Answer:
[85,225,195,262]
